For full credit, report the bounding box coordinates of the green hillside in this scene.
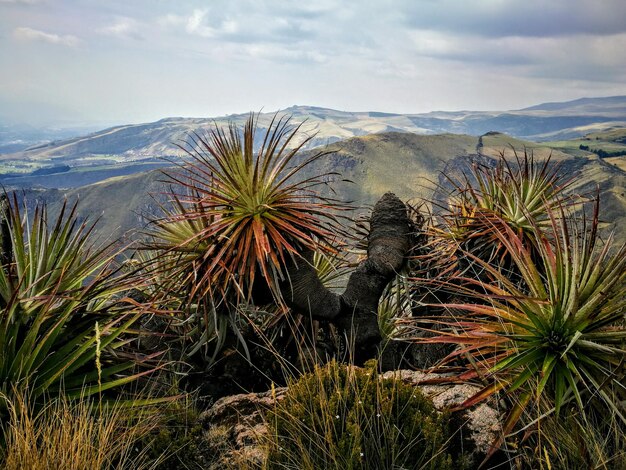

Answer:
[28,131,625,245]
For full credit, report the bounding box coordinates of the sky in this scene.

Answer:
[1,0,626,126]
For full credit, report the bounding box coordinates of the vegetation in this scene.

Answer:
[0,390,161,470]
[412,151,626,464]
[140,114,349,364]
[0,195,151,416]
[579,144,626,158]
[266,360,455,470]
[436,151,573,266]
[1,114,625,469]
[518,406,626,469]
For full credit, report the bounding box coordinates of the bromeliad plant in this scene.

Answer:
[142,114,350,362]
[435,150,574,265]
[0,195,150,414]
[161,113,348,299]
[411,203,626,460]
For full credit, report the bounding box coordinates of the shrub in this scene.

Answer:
[265,360,454,470]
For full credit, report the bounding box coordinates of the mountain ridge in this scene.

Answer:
[20,130,625,246]
[2,96,626,192]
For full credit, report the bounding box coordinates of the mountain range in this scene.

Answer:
[2,96,626,189]
[19,129,626,247]
[1,95,624,247]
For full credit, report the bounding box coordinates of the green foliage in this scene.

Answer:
[413,152,626,462]
[0,196,147,415]
[438,151,572,264]
[579,144,626,158]
[265,360,454,470]
[422,206,626,421]
[377,273,412,341]
[143,402,205,470]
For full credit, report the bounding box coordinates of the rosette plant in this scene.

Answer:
[142,114,349,361]
[412,204,626,462]
[436,151,574,265]
[0,195,149,415]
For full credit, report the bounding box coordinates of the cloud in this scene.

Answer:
[98,17,143,40]
[159,9,238,39]
[158,5,319,44]
[404,29,626,83]
[399,0,626,38]
[13,27,80,46]
[243,43,327,64]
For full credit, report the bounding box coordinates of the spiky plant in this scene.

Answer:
[141,114,349,363]
[153,113,348,301]
[436,150,574,265]
[411,204,626,461]
[0,196,150,414]
[378,273,413,341]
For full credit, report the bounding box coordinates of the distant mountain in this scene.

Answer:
[2,96,626,189]
[520,96,626,114]
[24,131,626,246]
[0,123,106,154]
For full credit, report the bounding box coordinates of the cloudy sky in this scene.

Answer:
[1,0,626,126]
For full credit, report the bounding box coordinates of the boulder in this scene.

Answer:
[197,388,286,469]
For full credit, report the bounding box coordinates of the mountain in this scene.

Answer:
[2,96,626,189]
[23,131,626,246]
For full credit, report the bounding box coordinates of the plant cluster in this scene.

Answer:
[140,114,350,364]
[0,196,152,415]
[0,390,160,470]
[265,360,455,470]
[2,111,625,470]
[410,150,626,463]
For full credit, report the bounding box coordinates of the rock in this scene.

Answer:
[381,370,502,466]
[197,388,287,469]
[197,371,501,469]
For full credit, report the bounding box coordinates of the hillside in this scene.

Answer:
[3,96,626,189]
[24,131,626,246]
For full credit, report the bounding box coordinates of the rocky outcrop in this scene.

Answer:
[196,388,286,469]
[197,371,501,469]
[381,370,502,464]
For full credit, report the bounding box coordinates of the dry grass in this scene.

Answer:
[0,390,162,470]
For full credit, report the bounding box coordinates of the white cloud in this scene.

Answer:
[13,27,80,47]
[159,9,238,38]
[243,43,327,64]
[98,17,143,40]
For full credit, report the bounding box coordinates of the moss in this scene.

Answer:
[265,360,457,470]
